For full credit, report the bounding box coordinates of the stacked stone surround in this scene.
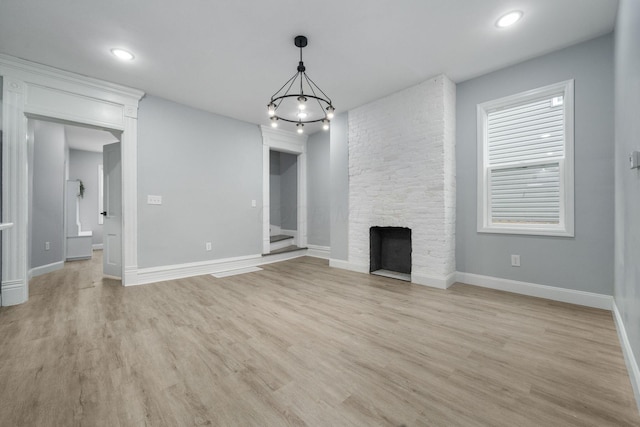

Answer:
[347,74,456,287]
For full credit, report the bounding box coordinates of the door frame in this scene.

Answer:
[260,126,307,254]
[1,54,144,305]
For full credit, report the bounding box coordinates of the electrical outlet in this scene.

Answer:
[251,199,257,208]
[206,242,212,251]
[147,195,162,205]
[45,241,50,251]
[511,254,521,267]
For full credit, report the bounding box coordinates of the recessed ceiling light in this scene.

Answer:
[110,48,135,61]
[496,11,523,28]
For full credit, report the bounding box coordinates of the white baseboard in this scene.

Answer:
[136,254,263,286]
[455,272,613,310]
[307,245,330,260]
[412,271,456,289]
[1,279,27,306]
[136,249,314,286]
[92,244,103,250]
[29,261,65,278]
[329,259,368,274]
[329,258,351,270]
[613,302,640,413]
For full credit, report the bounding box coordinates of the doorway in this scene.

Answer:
[260,126,308,255]
[27,117,122,280]
[0,56,143,305]
[268,150,298,253]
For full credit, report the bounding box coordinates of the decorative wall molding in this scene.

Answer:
[2,76,28,305]
[0,280,26,306]
[307,245,330,259]
[0,53,144,305]
[455,272,613,310]
[613,302,640,413]
[0,54,143,104]
[29,261,64,278]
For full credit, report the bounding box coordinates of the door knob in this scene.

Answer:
[101,211,107,216]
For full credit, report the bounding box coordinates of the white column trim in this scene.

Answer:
[1,76,28,305]
[122,109,139,285]
[0,54,144,305]
[297,152,308,248]
[262,144,270,254]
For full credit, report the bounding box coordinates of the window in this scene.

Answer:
[477,80,574,236]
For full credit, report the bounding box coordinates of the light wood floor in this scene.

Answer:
[1,254,638,426]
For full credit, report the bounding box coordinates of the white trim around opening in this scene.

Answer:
[0,54,144,305]
[260,126,308,255]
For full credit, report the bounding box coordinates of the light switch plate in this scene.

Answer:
[147,195,162,205]
[630,151,640,169]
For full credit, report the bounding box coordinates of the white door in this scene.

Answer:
[102,142,122,278]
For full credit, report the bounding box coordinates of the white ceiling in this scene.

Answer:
[65,124,119,153]
[0,0,618,133]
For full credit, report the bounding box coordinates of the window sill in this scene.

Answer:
[477,225,574,238]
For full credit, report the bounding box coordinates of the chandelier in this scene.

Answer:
[267,35,335,134]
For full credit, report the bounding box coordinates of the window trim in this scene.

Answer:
[477,80,574,237]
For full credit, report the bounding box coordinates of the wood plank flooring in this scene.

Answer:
[0,253,638,426]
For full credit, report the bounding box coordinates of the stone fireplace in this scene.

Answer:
[347,74,456,289]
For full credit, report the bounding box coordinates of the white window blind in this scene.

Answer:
[477,80,574,236]
[487,97,565,165]
[489,163,560,224]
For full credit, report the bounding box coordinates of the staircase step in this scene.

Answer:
[266,245,307,255]
[270,234,294,243]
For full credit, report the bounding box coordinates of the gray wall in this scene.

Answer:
[137,96,263,268]
[456,34,614,295]
[269,150,281,228]
[307,130,330,247]
[31,120,66,268]
[279,152,297,231]
[330,112,349,260]
[614,0,640,400]
[69,149,103,245]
